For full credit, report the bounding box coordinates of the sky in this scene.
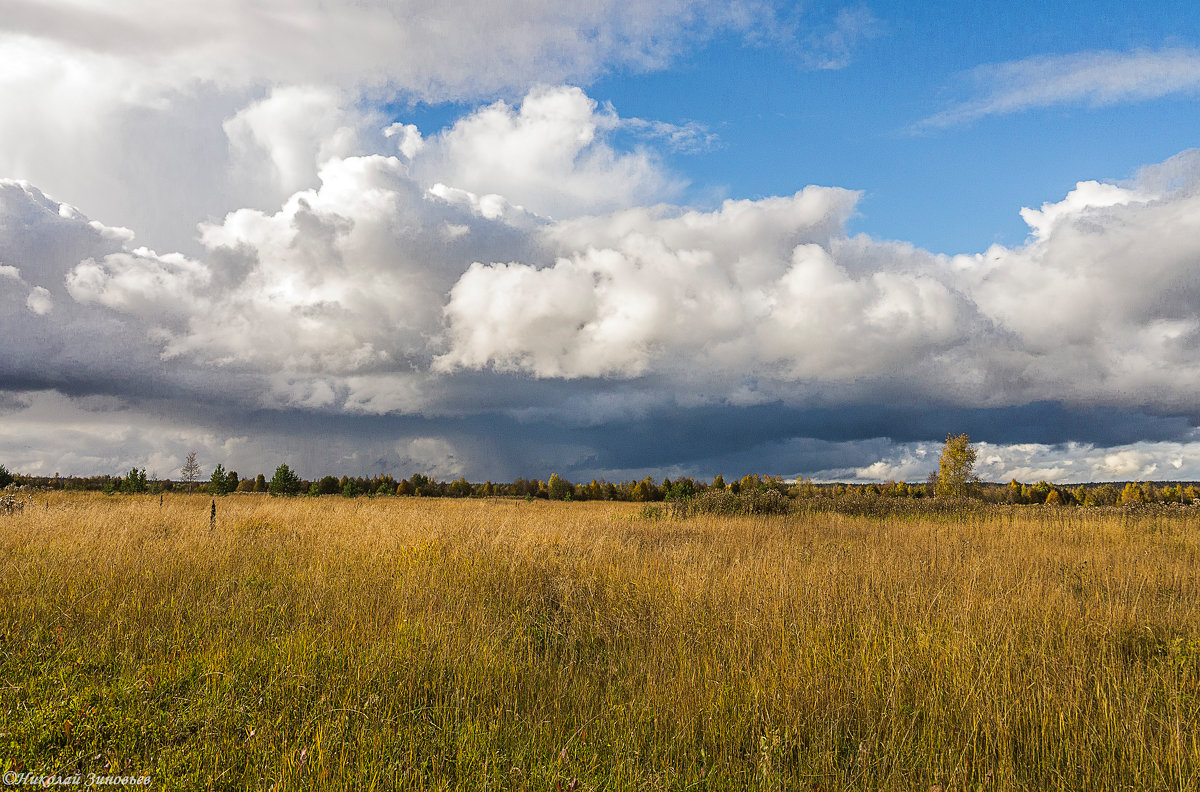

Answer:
[2,0,1200,484]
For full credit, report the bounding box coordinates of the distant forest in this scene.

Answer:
[3,463,1198,509]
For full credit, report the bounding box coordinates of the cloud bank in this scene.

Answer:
[2,3,1199,482]
[3,84,1200,480]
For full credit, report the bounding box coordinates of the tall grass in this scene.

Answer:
[1,493,1197,790]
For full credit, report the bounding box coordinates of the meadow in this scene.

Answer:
[0,492,1197,790]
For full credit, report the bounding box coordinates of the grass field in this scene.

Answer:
[1,493,1197,790]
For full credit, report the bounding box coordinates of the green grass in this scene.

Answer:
[1,494,1197,790]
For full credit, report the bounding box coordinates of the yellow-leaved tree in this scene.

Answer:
[935,433,978,499]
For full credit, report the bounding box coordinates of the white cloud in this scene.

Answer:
[2,0,774,100]
[385,123,425,161]
[175,155,479,376]
[0,390,230,477]
[846,438,1200,484]
[0,1,779,252]
[436,187,878,378]
[848,445,933,482]
[67,248,211,326]
[1017,179,1152,241]
[410,86,679,218]
[224,85,384,198]
[958,163,1200,409]
[25,285,52,315]
[918,47,1200,129]
[432,142,1200,414]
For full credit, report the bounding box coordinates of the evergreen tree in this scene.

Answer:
[210,464,231,495]
[268,464,303,497]
[122,467,148,493]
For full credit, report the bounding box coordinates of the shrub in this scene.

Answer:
[670,489,790,518]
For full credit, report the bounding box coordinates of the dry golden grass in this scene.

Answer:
[1,492,1197,790]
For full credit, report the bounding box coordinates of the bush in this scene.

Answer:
[0,464,13,489]
[670,489,790,518]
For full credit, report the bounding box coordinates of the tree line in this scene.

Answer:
[5,466,1197,507]
[2,436,1197,506]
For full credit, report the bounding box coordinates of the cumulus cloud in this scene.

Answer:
[410,86,680,218]
[435,186,968,381]
[847,438,1200,484]
[224,86,385,200]
[917,47,1200,129]
[435,144,1200,414]
[25,286,53,315]
[958,162,1200,409]
[8,126,1200,426]
[0,1,784,250]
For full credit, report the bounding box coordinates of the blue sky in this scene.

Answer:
[2,1,1200,483]
[398,0,1200,253]
[617,0,1200,252]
